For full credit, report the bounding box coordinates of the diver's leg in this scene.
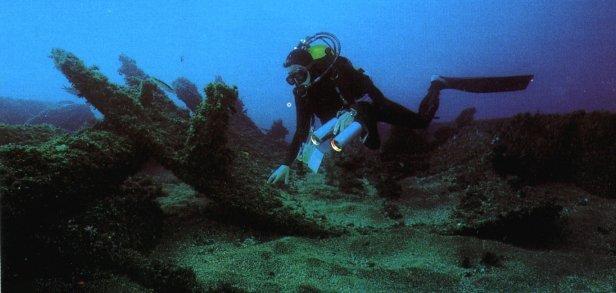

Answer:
[352,101,380,149]
[416,81,443,125]
[373,81,443,129]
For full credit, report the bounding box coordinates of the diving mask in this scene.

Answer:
[285,64,311,87]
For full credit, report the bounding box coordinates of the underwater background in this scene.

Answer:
[1,1,616,292]
[2,0,616,127]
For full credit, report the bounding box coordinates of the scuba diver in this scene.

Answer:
[268,32,533,185]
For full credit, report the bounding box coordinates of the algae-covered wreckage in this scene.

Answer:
[1,50,616,291]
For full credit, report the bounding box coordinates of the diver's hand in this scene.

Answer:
[267,164,290,185]
[333,110,355,135]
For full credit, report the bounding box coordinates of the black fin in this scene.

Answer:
[442,75,534,93]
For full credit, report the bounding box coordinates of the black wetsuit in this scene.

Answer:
[284,56,441,166]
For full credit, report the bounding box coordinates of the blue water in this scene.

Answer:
[1,0,615,131]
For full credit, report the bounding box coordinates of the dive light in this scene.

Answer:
[331,122,362,152]
[299,112,364,173]
[310,117,338,145]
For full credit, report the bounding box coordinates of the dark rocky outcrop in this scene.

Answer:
[492,111,616,198]
[26,102,96,131]
[0,96,51,124]
[429,124,567,248]
[173,77,203,112]
[118,53,148,88]
[0,124,65,145]
[0,129,188,290]
[266,119,289,141]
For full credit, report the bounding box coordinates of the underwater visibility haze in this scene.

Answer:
[2,0,616,125]
[1,0,616,292]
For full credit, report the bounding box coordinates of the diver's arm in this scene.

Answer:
[334,57,379,105]
[268,94,310,185]
[284,94,311,167]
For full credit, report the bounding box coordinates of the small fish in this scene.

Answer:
[150,77,175,93]
[57,100,76,106]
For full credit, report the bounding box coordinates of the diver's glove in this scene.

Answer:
[267,164,290,185]
[333,110,356,135]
